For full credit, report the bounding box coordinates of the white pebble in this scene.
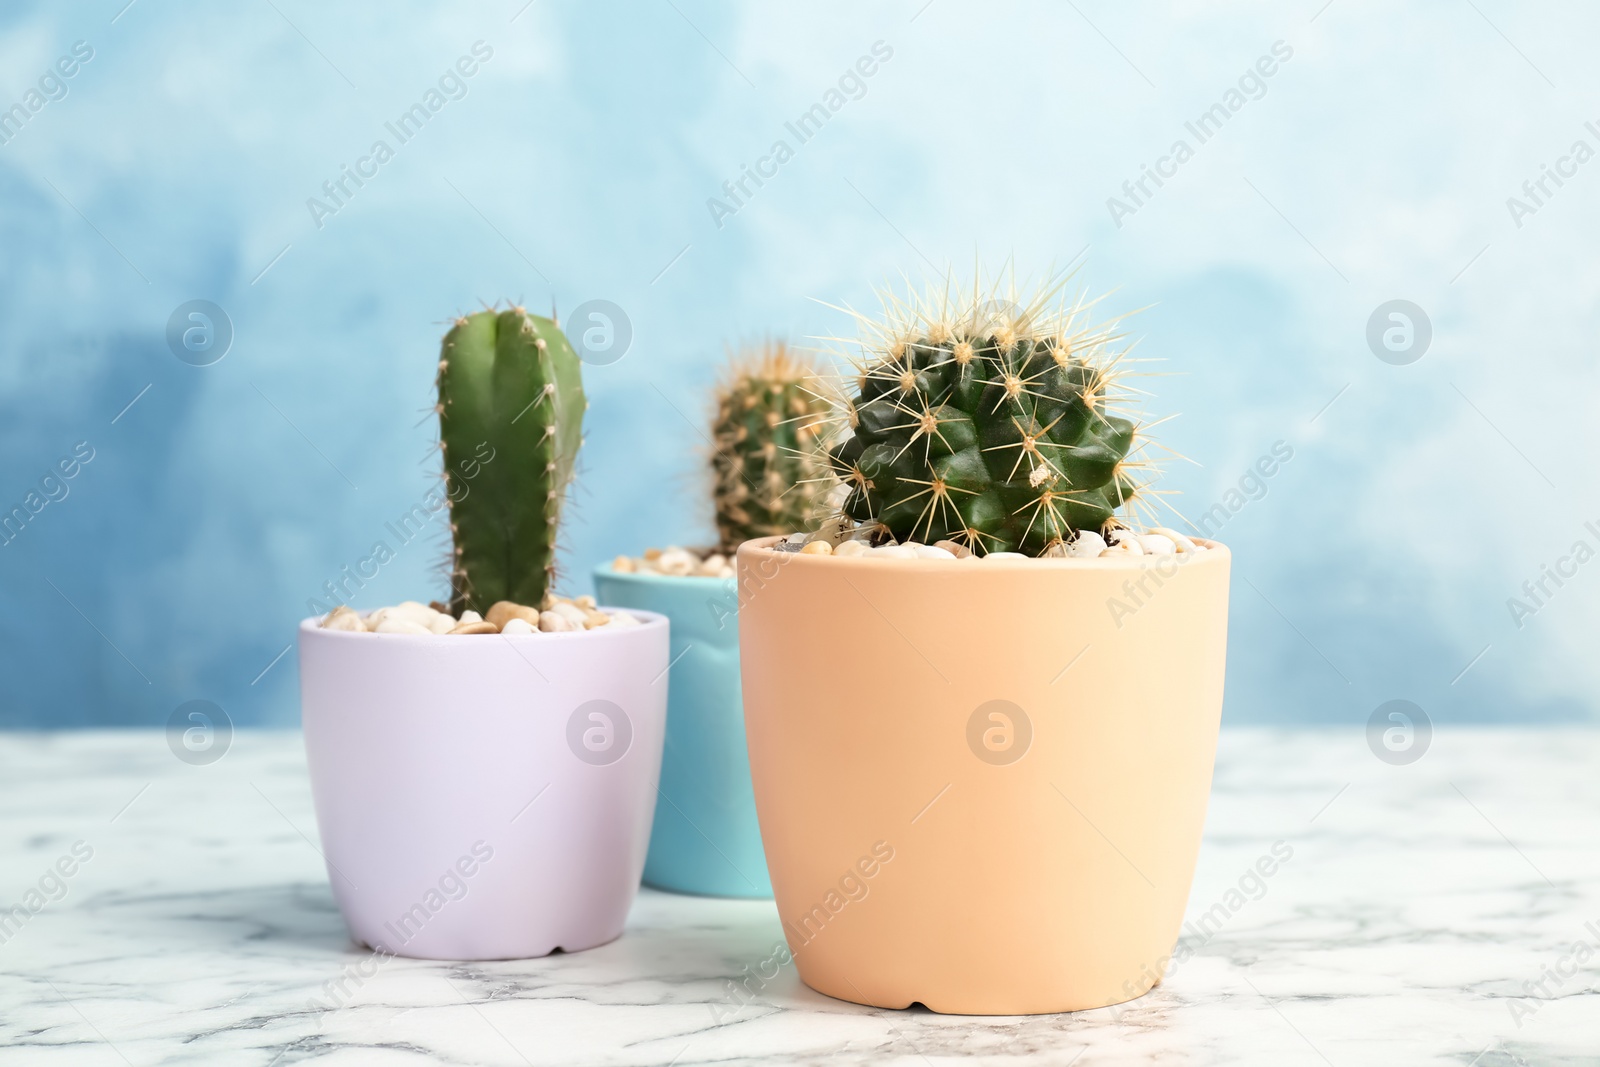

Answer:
[1068,532,1107,558]
[459,610,484,625]
[912,545,956,559]
[393,600,437,622]
[501,617,536,635]
[321,608,364,632]
[1138,534,1177,556]
[982,552,1027,560]
[833,540,871,557]
[608,611,642,627]
[537,610,572,633]
[1150,527,1200,553]
[551,601,588,626]
[870,545,917,559]
[427,613,457,634]
[375,617,432,635]
[1101,530,1144,556]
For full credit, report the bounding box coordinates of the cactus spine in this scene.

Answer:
[438,306,585,612]
[823,273,1154,555]
[711,342,831,553]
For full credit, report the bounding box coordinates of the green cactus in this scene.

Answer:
[711,342,831,553]
[438,306,585,612]
[823,275,1152,556]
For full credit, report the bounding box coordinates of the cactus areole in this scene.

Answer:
[711,343,831,554]
[824,274,1153,556]
[438,306,585,613]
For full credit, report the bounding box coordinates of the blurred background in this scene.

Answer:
[0,0,1593,729]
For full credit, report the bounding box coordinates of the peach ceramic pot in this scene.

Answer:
[737,537,1230,1015]
[299,610,668,960]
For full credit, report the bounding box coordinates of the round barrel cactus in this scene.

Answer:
[711,342,831,553]
[823,276,1153,556]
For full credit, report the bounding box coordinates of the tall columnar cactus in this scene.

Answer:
[711,343,831,553]
[438,306,585,612]
[823,275,1153,556]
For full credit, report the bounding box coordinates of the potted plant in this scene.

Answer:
[594,343,830,897]
[736,273,1231,1014]
[298,306,669,960]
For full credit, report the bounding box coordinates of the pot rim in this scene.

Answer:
[734,534,1230,569]
[591,564,731,586]
[297,607,668,641]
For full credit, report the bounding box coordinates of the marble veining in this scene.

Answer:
[1,729,1596,1065]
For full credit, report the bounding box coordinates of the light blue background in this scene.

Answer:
[1,1,1593,728]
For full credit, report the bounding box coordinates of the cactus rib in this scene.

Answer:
[438,306,585,611]
[711,342,831,553]
[822,271,1156,555]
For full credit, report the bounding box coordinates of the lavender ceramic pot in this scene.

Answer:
[298,610,669,960]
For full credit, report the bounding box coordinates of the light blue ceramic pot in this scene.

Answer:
[591,565,772,898]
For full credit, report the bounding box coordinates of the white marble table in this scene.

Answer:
[1,729,1595,1066]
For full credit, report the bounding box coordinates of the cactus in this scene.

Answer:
[711,342,832,553]
[438,306,585,612]
[822,273,1154,556]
